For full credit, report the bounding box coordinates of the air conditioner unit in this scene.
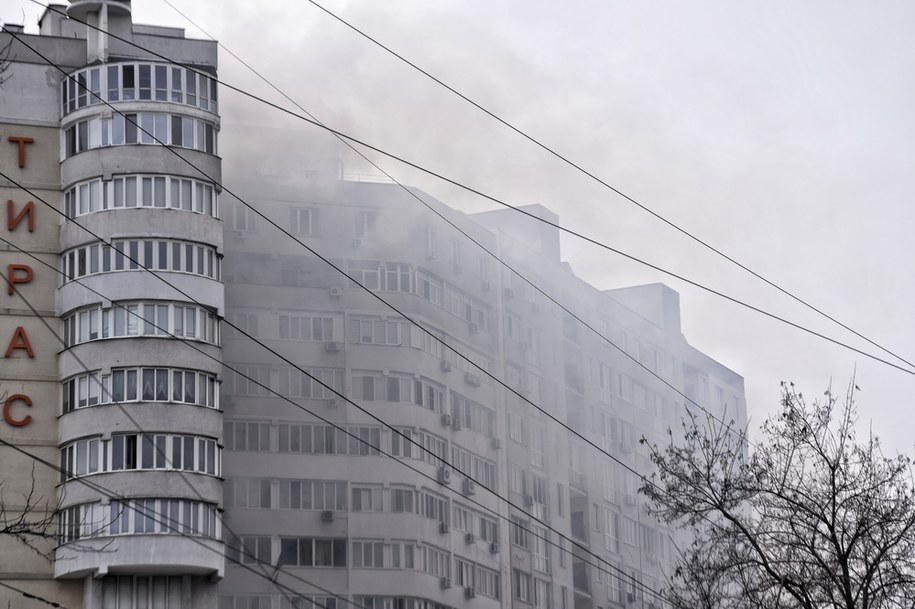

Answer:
[624,494,637,506]
[441,413,453,427]
[464,372,481,387]
[325,341,340,352]
[440,577,452,590]
[465,532,475,544]
[353,237,365,248]
[438,467,452,485]
[489,542,499,554]
[453,417,463,431]
[626,592,637,603]
[467,322,478,334]
[491,438,501,450]
[523,494,534,507]
[463,478,476,496]
[321,510,334,522]
[325,398,340,409]
[504,287,515,298]
[329,287,343,297]
[464,587,476,599]
[439,521,450,534]
[440,360,452,372]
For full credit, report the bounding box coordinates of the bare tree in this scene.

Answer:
[641,382,915,609]
[0,463,58,559]
[0,34,13,88]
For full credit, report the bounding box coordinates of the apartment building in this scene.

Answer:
[0,3,745,608]
[1,2,224,607]
[218,177,746,609]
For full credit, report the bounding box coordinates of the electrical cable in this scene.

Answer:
[12,3,902,477]
[23,1,915,379]
[0,192,674,607]
[0,27,758,603]
[0,435,378,609]
[300,0,915,373]
[158,0,756,452]
[0,580,66,608]
[2,29,714,503]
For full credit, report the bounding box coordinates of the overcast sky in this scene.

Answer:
[6,1,914,455]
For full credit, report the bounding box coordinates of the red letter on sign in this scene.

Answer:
[7,200,35,232]
[3,394,32,427]
[6,264,33,295]
[5,326,35,358]
[7,136,35,168]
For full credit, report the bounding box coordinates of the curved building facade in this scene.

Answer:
[0,2,224,607]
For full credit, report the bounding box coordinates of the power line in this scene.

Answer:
[16,4,911,486]
[12,0,898,472]
[2,29,699,501]
[0,435,372,609]
[0,247,675,609]
[156,0,756,452]
[0,178,675,607]
[0,581,66,608]
[24,1,915,379]
[300,0,915,373]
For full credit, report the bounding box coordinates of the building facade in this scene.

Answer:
[218,178,747,609]
[1,4,746,609]
[1,2,224,607]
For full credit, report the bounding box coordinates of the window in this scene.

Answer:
[412,378,444,414]
[417,489,449,524]
[224,421,271,452]
[60,239,220,283]
[281,314,334,341]
[351,541,385,568]
[224,478,272,509]
[62,367,217,413]
[604,510,620,553]
[64,111,217,158]
[277,367,344,399]
[278,537,346,567]
[354,210,375,240]
[532,525,550,573]
[512,569,531,602]
[533,579,551,609]
[227,365,271,397]
[226,535,272,566]
[99,575,184,609]
[232,204,257,233]
[353,372,412,403]
[276,423,381,456]
[391,486,416,513]
[291,207,319,236]
[99,433,219,476]
[350,318,409,346]
[511,517,530,549]
[452,393,496,437]
[508,412,527,445]
[276,479,346,511]
[451,444,497,490]
[63,63,217,115]
[531,425,545,468]
[622,516,639,547]
[62,302,218,347]
[419,545,450,578]
[351,485,384,512]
